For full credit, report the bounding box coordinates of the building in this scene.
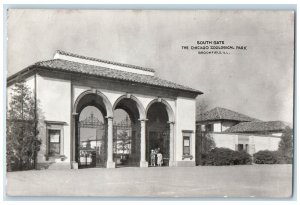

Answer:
[196,107,289,155]
[7,50,202,169]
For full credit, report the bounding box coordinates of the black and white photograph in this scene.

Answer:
[4,6,295,199]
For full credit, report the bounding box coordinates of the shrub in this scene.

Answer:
[253,150,279,164]
[202,147,252,166]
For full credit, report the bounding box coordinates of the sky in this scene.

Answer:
[6,10,294,123]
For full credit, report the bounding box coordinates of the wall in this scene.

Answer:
[175,97,196,166]
[211,133,238,150]
[252,135,281,152]
[36,74,71,164]
[210,133,281,154]
[213,122,222,132]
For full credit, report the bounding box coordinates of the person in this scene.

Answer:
[157,152,163,166]
[150,150,156,166]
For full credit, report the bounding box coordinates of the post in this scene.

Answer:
[168,121,175,166]
[139,119,148,167]
[106,116,115,168]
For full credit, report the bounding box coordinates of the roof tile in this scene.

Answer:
[35,59,202,94]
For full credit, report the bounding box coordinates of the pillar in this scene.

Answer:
[71,113,78,169]
[140,119,148,167]
[168,121,176,167]
[106,116,115,168]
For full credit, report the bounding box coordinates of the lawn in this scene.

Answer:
[6,164,293,198]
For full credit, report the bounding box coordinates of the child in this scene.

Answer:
[150,150,156,166]
[157,152,163,166]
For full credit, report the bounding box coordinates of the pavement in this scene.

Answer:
[6,164,293,198]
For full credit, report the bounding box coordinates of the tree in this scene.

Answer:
[196,124,216,165]
[116,131,131,154]
[6,76,41,171]
[277,127,293,164]
[196,98,209,117]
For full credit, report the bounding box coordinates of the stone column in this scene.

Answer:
[106,117,115,168]
[168,121,175,167]
[140,119,148,167]
[71,113,78,169]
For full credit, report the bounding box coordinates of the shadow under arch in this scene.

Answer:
[74,89,113,117]
[112,94,146,120]
[146,98,175,122]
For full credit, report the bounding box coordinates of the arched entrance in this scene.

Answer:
[74,90,113,168]
[146,99,175,167]
[112,95,145,167]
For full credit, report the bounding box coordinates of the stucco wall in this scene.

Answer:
[211,133,281,154]
[175,97,196,165]
[211,133,238,150]
[36,74,71,163]
[252,135,281,152]
[213,122,222,132]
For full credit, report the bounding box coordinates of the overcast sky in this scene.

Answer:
[7,10,294,123]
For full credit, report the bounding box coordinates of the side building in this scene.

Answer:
[7,50,203,169]
[196,107,289,155]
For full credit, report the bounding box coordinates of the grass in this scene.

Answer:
[6,164,292,198]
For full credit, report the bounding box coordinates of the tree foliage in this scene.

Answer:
[277,127,293,164]
[116,131,131,154]
[7,76,41,171]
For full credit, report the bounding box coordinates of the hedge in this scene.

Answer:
[201,147,252,166]
[253,150,279,164]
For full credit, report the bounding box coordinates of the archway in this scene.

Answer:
[74,90,113,168]
[112,95,145,167]
[146,99,175,167]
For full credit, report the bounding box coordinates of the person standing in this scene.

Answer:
[150,150,156,166]
[157,152,163,166]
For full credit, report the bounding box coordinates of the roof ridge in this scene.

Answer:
[216,107,222,119]
[55,50,156,73]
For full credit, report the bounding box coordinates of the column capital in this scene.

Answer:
[138,118,148,122]
[167,121,175,125]
[72,112,78,116]
[106,116,113,120]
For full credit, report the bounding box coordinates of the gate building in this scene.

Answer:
[7,50,202,169]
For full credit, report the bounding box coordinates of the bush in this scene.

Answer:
[253,150,279,164]
[202,147,252,166]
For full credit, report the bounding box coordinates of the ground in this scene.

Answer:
[6,164,292,198]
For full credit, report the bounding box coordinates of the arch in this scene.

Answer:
[112,94,146,119]
[74,89,113,118]
[146,98,175,122]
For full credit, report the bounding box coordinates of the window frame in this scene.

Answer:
[45,121,65,158]
[182,130,193,160]
[48,129,61,156]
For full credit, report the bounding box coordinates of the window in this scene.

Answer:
[182,130,193,160]
[236,144,249,153]
[48,129,61,156]
[183,136,190,155]
[237,144,244,151]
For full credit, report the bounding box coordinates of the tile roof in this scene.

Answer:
[56,50,155,72]
[33,59,202,94]
[224,121,289,133]
[197,107,258,122]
